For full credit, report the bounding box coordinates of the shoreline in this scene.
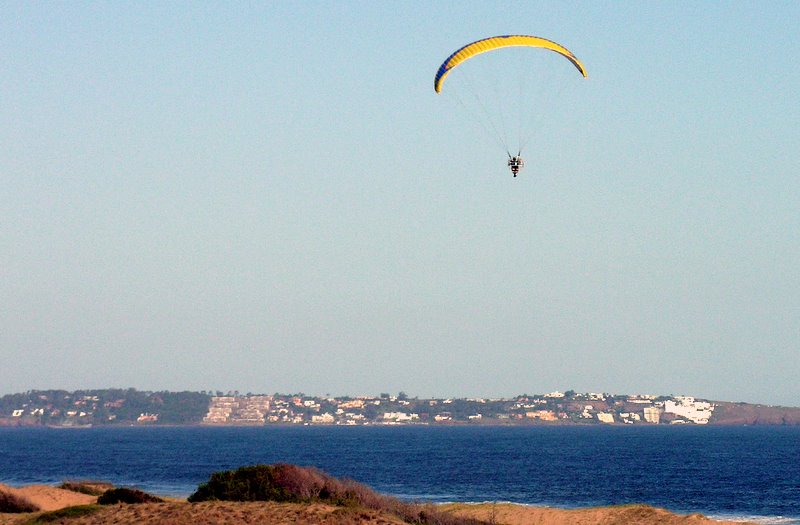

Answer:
[4,420,800,429]
[0,483,769,525]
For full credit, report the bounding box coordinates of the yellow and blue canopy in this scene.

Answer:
[434,35,587,93]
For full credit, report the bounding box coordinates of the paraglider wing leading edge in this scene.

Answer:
[434,34,587,94]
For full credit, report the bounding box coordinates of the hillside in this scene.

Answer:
[2,389,799,426]
[711,401,800,425]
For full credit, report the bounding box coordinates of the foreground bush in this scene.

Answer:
[97,487,163,504]
[189,464,339,503]
[0,488,39,513]
[189,464,485,525]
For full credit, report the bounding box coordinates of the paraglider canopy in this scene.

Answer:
[434,34,587,177]
[434,35,587,94]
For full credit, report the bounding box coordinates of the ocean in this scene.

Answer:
[1,425,798,524]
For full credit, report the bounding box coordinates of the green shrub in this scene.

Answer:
[97,487,163,504]
[189,464,485,525]
[188,464,303,503]
[22,504,101,524]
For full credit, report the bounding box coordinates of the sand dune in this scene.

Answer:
[0,484,757,525]
[442,502,757,525]
[0,482,96,511]
[0,500,408,525]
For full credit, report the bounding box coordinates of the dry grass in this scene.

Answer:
[0,489,38,514]
[1,501,761,525]
[9,501,410,525]
[57,481,113,497]
[441,502,758,525]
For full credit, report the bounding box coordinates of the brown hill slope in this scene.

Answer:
[712,401,800,424]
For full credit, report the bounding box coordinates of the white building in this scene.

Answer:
[204,406,233,423]
[643,406,662,424]
[596,412,615,424]
[619,412,641,424]
[311,413,335,424]
[544,391,565,398]
[383,412,419,422]
[664,396,714,424]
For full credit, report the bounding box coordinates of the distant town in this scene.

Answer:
[1,389,798,428]
[202,391,719,426]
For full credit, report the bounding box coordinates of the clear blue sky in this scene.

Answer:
[2,2,798,405]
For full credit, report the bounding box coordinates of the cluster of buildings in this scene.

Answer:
[203,395,273,424]
[200,392,717,426]
[0,390,720,427]
[5,393,110,424]
[203,395,382,425]
[663,396,715,424]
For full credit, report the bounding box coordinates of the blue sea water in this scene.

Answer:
[1,425,798,524]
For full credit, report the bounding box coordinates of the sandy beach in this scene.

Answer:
[0,483,757,525]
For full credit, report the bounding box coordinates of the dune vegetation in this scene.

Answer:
[189,464,484,525]
[0,490,38,514]
[0,465,758,525]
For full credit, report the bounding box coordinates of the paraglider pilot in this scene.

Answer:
[508,155,524,177]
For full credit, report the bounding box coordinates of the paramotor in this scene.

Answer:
[434,35,587,177]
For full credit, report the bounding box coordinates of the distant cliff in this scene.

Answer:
[711,401,800,425]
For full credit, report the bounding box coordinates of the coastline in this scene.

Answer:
[0,483,762,525]
[5,389,800,428]
[2,427,797,524]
